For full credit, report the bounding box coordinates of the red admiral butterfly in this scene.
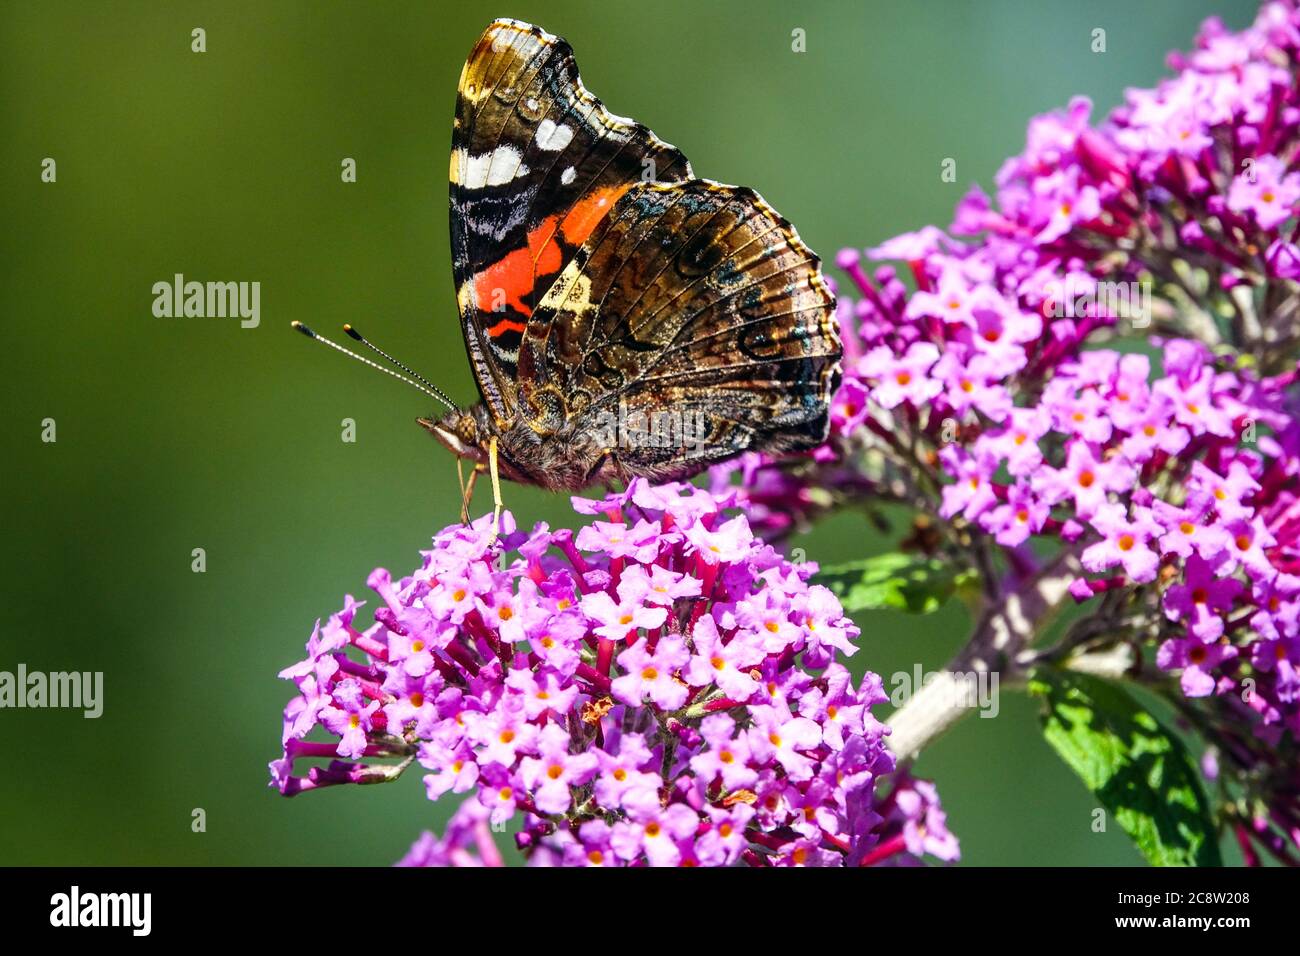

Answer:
[296,19,840,518]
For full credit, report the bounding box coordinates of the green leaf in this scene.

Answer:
[814,552,975,614]
[1029,668,1221,867]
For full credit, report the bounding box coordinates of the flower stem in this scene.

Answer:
[885,550,1082,759]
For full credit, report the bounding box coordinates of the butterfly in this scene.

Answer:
[296,19,840,515]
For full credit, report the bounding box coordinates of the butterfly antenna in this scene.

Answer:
[290,321,456,410]
[343,324,459,412]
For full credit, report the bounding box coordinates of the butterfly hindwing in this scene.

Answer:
[515,178,840,481]
[450,19,693,423]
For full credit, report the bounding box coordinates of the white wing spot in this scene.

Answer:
[457,146,530,189]
[535,119,574,152]
[561,166,576,185]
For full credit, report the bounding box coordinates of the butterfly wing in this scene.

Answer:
[450,19,693,424]
[515,178,840,480]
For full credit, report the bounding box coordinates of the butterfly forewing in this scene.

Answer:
[451,18,693,424]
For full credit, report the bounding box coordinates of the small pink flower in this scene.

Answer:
[519,724,599,814]
[1040,441,1133,520]
[1081,503,1163,583]
[684,614,761,699]
[1227,154,1300,230]
[860,342,943,410]
[611,636,690,710]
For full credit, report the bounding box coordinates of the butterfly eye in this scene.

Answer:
[458,414,479,444]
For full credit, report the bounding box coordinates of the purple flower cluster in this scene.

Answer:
[844,4,1300,711]
[272,480,957,867]
[718,2,1300,864]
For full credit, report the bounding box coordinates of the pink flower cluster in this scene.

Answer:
[271,480,957,867]
[831,2,1300,725]
[719,2,1300,864]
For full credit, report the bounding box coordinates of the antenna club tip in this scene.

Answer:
[290,321,315,337]
[343,324,362,341]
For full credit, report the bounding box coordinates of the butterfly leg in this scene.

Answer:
[487,435,504,542]
[459,459,480,525]
[583,450,627,491]
[604,453,632,495]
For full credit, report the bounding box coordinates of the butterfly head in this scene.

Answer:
[418,404,534,485]
[418,405,492,464]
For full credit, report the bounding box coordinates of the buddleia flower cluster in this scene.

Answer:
[721,1,1300,863]
[271,480,957,867]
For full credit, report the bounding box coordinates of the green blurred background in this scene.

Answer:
[0,0,1259,865]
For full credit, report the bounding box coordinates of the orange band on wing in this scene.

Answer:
[487,317,527,337]
[474,215,562,319]
[472,185,630,334]
[561,184,632,245]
